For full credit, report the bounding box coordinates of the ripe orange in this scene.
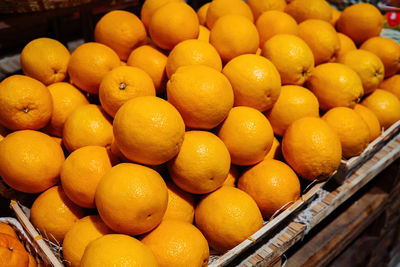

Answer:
[113,96,185,165]
[141,220,209,267]
[223,165,240,187]
[306,63,364,111]
[169,131,231,194]
[206,0,254,29]
[380,75,400,99]
[0,130,64,193]
[217,106,274,166]
[353,104,381,142]
[222,54,281,112]
[282,117,342,180]
[247,0,287,20]
[0,75,52,130]
[335,33,357,61]
[197,2,210,25]
[198,25,210,42]
[284,0,332,23]
[0,223,18,239]
[95,163,168,235]
[30,186,85,243]
[264,137,282,160]
[99,66,155,117]
[68,42,120,94]
[80,234,158,267]
[256,10,298,47]
[266,85,319,136]
[298,19,340,65]
[140,0,184,29]
[238,159,300,218]
[360,37,400,78]
[262,34,314,85]
[63,216,114,267]
[166,39,222,78]
[20,37,70,85]
[323,107,370,158]
[210,15,259,63]
[331,7,341,26]
[127,45,168,95]
[195,186,263,253]
[361,89,400,129]
[163,180,196,223]
[94,10,146,61]
[336,3,383,45]
[63,104,113,152]
[338,49,384,95]
[149,2,199,50]
[45,82,89,137]
[0,233,29,267]
[167,65,233,129]
[60,146,113,209]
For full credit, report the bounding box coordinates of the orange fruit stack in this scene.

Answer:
[1,0,400,265]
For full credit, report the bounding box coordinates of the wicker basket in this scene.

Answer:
[0,0,93,14]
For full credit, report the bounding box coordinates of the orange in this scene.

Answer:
[95,163,168,235]
[222,54,281,112]
[0,130,64,193]
[266,85,319,136]
[45,82,89,137]
[223,165,240,187]
[238,159,300,218]
[264,137,282,160]
[361,89,400,129]
[198,25,210,42]
[166,39,222,78]
[68,42,120,94]
[256,10,298,47]
[99,66,155,117]
[331,7,341,26]
[63,104,113,152]
[163,180,196,223]
[63,216,114,267]
[94,10,146,61]
[353,104,381,142]
[336,3,383,45]
[338,49,384,94]
[30,186,85,243]
[282,117,342,180]
[0,233,29,267]
[195,186,263,253]
[284,0,332,23]
[298,19,340,65]
[247,0,286,20]
[127,45,168,95]
[168,131,231,194]
[167,65,233,129]
[60,146,114,209]
[322,107,370,158]
[80,234,157,267]
[0,223,18,239]
[28,254,37,267]
[335,33,357,61]
[140,0,185,29]
[0,75,52,130]
[197,2,210,25]
[217,106,274,166]
[306,63,364,111]
[149,2,199,50]
[262,34,314,85]
[210,15,259,63]
[360,37,400,78]
[20,37,70,85]
[113,96,185,165]
[0,125,8,142]
[380,75,400,99]
[206,0,254,29]
[141,220,209,267]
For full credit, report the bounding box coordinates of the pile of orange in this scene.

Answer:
[0,0,400,266]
